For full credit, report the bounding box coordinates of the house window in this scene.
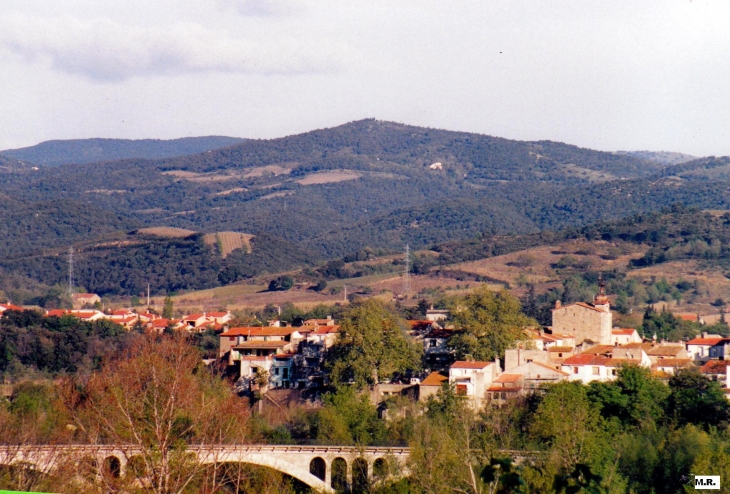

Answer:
[592,366,600,376]
[611,368,617,376]
[274,368,279,375]
[430,339,437,348]
[456,385,467,395]
[558,353,563,358]
[573,367,579,374]
[283,368,289,379]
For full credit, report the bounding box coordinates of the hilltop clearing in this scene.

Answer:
[1,119,717,263]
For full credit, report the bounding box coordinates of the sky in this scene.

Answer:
[0,0,728,157]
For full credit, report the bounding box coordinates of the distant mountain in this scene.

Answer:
[1,119,730,292]
[0,136,245,166]
[616,150,697,166]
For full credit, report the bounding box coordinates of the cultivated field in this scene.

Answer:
[296,170,362,185]
[203,232,254,257]
[137,227,197,238]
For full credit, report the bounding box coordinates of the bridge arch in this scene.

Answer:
[309,456,326,481]
[331,457,347,491]
[197,451,334,493]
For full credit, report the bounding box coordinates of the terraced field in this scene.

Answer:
[203,231,254,257]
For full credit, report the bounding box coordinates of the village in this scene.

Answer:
[3,278,729,415]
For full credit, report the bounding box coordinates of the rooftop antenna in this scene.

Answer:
[67,247,74,297]
[403,244,411,298]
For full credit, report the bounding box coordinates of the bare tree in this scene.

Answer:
[62,334,255,494]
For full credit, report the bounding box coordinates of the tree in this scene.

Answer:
[268,276,294,292]
[448,287,536,361]
[325,299,421,388]
[313,387,386,446]
[62,334,253,494]
[530,382,603,470]
[589,365,669,430]
[409,385,492,494]
[667,369,730,429]
[162,296,174,319]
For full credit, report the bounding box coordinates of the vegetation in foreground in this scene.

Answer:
[0,289,729,492]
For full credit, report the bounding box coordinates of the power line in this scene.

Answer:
[68,247,74,297]
[403,244,411,298]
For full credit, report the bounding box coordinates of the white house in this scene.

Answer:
[686,336,726,362]
[611,328,642,345]
[561,354,619,383]
[448,361,500,409]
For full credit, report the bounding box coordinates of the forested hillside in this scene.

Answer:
[0,136,245,166]
[0,120,728,294]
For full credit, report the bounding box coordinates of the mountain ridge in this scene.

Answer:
[0,136,246,167]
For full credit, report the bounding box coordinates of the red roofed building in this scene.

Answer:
[44,309,107,322]
[611,328,642,345]
[0,303,24,314]
[675,313,705,325]
[449,361,500,409]
[686,335,728,362]
[699,360,730,397]
[418,372,449,402]
[551,280,612,345]
[219,326,304,358]
[561,354,619,383]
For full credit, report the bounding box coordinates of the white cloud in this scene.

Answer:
[0,13,340,82]
[216,0,307,16]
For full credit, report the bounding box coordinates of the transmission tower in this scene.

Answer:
[403,244,411,298]
[67,247,74,296]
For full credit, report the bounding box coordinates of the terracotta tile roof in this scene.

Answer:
[700,360,730,374]
[653,359,693,368]
[451,361,493,370]
[676,313,701,322]
[488,385,522,392]
[562,354,614,366]
[424,328,456,339]
[409,320,433,331]
[183,313,206,321]
[45,309,69,317]
[494,373,522,383]
[0,303,24,312]
[420,371,449,386]
[582,345,615,355]
[646,346,685,356]
[687,337,726,346]
[151,318,174,328]
[221,326,299,337]
[312,325,340,335]
[548,346,574,352]
[531,361,570,375]
[233,341,288,349]
[612,329,637,335]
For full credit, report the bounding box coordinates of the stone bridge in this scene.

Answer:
[0,444,410,493]
[0,444,541,492]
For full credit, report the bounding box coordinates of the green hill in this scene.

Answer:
[0,119,728,296]
[0,136,245,166]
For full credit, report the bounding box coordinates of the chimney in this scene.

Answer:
[555,300,562,309]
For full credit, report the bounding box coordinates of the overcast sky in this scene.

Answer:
[0,0,728,156]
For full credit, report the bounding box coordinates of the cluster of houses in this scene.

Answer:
[210,283,730,410]
[408,284,730,409]
[43,307,233,332]
[5,281,730,412]
[218,317,340,390]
